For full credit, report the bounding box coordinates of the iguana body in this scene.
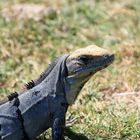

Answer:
[0,45,114,140]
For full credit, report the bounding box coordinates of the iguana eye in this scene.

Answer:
[79,55,89,62]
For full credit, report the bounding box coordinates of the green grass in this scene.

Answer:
[0,0,140,139]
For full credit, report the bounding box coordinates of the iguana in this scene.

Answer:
[0,45,114,140]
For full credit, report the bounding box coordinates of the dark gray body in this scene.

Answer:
[0,55,69,140]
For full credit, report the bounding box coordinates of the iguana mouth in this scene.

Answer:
[100,54,114,69]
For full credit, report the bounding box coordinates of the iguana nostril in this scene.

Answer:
[108,54,115,62]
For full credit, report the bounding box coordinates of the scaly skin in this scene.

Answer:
[0,45,114,140]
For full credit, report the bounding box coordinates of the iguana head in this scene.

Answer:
[65,45,114,105]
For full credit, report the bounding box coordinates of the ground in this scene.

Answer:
[0,0,140,139]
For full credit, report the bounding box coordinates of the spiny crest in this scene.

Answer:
[25,80,35,90]
[7,92,18,101]
[24,58,59,90]
[35,56,60,85]
[0,91,19,105]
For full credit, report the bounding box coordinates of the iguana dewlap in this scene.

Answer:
[0,45,114,140]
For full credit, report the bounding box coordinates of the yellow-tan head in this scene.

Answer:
[66,45,114,78]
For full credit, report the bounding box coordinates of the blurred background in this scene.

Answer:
[0,0,140,139]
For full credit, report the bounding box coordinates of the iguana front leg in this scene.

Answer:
[52,116,65,140]
[51,103,68,140]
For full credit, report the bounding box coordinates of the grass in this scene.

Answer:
[0,0,140,139]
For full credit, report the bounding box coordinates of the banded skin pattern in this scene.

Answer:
[0,45,114,140]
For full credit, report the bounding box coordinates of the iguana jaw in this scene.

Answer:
[65,45,114,105]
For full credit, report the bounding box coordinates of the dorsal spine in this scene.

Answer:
[25,80,35,90]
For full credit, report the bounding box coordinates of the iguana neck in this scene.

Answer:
[65,74,90,105]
